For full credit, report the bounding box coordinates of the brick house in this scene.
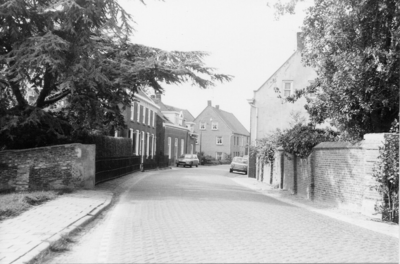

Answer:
[151,94,198,165]
[115,90,160,163]
[194,100,250,160]
[247,32,317,146]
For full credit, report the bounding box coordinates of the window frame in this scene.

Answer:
[216,136,223,145]
[199,122,206,130]
[211,122,218,130]
[283,81,293,97]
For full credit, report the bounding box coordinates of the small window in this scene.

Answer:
[211,122,218,130]
[130,103,134,121]
[216,136,223,145]
[199,122,206,130]
[142,107,146,124]
[148,110,152,126]
[153,111,156,127]
[283,81,292,97]
[168,137,172,158]
[137,103,141,122]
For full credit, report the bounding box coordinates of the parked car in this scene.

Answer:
[176,154,199,168]
[229,156,248,174]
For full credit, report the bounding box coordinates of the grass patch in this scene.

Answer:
[0,191,58,221]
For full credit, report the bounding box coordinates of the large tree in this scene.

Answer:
[286,0,399,139]
[0,0,231,149]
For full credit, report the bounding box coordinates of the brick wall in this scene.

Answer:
[255,133,395,216]
[0,144,95,192]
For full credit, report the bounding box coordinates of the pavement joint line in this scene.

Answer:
[7,191,115,264]
[232,177,399,239]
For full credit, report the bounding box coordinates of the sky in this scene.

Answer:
[119,0,313,131]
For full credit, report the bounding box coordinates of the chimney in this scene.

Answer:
[207,100,212,106]
[297,32,304,51]
[216,105,219,109]
[155,92,162,100]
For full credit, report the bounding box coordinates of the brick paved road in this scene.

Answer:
[48,166,399,263]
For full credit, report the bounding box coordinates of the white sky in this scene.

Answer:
[119,0,313,131]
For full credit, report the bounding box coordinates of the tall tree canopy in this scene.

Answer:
[286,0,399,139]
[0,0,231,149]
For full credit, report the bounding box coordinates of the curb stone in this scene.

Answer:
[15,192,115,264]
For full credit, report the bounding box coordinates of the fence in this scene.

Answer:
[95,155,141,184]
[143,155,170,171]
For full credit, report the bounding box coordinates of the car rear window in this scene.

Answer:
[233,157,247,164]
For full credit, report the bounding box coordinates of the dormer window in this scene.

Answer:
[199,122,206,130]
[211,122,218,130]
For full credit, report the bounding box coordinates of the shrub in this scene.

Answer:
[278,124,338,158]
[372,120,399,223]
[80,134,132,157]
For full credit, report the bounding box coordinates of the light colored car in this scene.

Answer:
[176,154,199,168]
[229,156,248,174]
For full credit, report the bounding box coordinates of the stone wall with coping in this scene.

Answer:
[0,143,95,192]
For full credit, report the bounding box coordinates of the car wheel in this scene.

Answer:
[176,164,179,167]
[244,171,247,175]
[229,169,233,173]
[196,165,198,167]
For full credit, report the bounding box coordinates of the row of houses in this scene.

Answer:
[116,90,250,165]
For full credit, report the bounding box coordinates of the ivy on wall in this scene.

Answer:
[372,120,399,223]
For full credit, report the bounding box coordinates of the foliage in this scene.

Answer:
[277,124,338,158]
[79,134,133,157]
[0,191,57,221]
[372,119,399,223]
[0,0,232,150]
[251,129,282,163]
[286,0,399,139]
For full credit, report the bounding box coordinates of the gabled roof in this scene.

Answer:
[215,108,249,136]
[254,51,298,93]
[155,101,195,122]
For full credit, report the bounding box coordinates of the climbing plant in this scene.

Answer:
[372,119,399,223]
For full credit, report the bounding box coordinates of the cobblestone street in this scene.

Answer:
[47,166,399,263]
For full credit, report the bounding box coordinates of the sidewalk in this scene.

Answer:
[0,190,113,264]
[231,176,399,239]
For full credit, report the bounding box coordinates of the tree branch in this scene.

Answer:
[40,89,71,108]
[36,69,55,108]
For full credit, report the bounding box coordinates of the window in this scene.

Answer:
[283,81,293,97]
[199,122,206,130]
[146,132,150,157]
[130,103,134,121]
[168,137,172,158]
[181,139,184,156]
[154,136,157,156]
[142,106,146,124]
[216,136,223,145]
[211,122,218,130]
[114,130,118,138]
[174,138,178,159]
[137,103,141,122]
[152,134,155,156]
[148,110,152,126]
[307,80,317,98]
[141,131,145,156]
[135,130,140,155]
[153,111,156,127]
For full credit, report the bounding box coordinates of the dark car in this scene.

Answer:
[176,154,199,168]
[229,156,248,174]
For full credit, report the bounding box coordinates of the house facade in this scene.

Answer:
[116,90,160,163]
[151,93,198,165]
[194,101,250,160]
[248,33,317,146]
